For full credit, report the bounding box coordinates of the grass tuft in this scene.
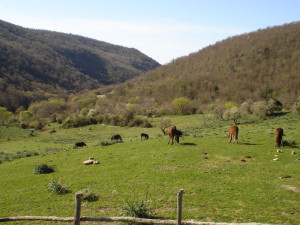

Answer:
[47,178,70,195]
[120,201,154,223]
[81,188,99,202]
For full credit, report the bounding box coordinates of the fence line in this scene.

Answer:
[0,216,279,225]
[177,189,184,225]
[0,216,73,222]
[0,190,278,225]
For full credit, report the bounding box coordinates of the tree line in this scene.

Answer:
[0,19,160,111]
[1,22,300,129]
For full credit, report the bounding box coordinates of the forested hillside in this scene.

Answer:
[1,22,300,130]
[105,21,300,113]
[0,20,160,111]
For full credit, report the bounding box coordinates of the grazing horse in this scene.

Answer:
[168,126,183,145]
[75,142,87,147]
[228,125,239,144]
[111,134,122,141]
[141,133,149,140]
[275,128,284,147]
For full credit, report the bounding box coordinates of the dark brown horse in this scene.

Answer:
[168,126,183,145]
[228,125,238,144]
[75,142,87,148]
[275,128,284,147]
[111,134,122,141]
[141,133,149,140]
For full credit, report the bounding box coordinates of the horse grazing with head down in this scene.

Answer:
[141,133,149,140]
[168,126,183,145]
[275,128,284,147]
[75,142,87,148]
[111,134,122,142]
[228,125,239,144]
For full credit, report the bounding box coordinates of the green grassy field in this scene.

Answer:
[0,113,299,224]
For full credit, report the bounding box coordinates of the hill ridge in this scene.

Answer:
[0,19,160,110]
[105,21,300,113]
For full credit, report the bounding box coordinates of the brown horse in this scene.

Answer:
[275,128,284,147]
[168,126,183,145]
[228,125,238,144]
[111,134,122,141]
[141,133,149,140]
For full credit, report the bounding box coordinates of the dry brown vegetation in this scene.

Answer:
[0,20,160,111]
[1,21,300,129]
[103,21,300,114]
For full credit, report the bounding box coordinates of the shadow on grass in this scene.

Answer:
[269,111,289,117]
[181,142,197,146]
[283,140,299,148]
[240,142,262,146]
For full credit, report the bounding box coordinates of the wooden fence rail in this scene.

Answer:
[0,216,279,225]
[0,190,278,225]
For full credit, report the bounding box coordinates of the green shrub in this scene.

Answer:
[47,179,69,195]
[251,101,268,118]
[18,110,33,125]
[62,115,100,128]
[212,101,226,120]
[81,188,99,202]
[103,113,112,124]
[128,117,152,128]
[88,117,98,125]
[172,97,191,115]
[267,98,283,114]
[95,114,104,124]
[225,101,239,110]
[111,114,122,126]
[120,201,154,223]
[28,120,45,130]
[34,163,55,174]
[0,107,14,125]
[222,106,242,124]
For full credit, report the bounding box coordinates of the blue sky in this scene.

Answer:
[0,0,299,64]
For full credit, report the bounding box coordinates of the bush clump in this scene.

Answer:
[120,201,154,223]
[81,188,99,202]
[47,178,69,195]
[128,117,152,128]
[34,163,55,174]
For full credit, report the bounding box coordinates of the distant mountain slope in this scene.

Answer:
[0,20,160,110]
[107,21,300,112]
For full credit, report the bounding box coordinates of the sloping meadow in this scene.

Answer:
[0,113,299,224]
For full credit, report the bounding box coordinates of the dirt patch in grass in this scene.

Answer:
[158,166,177,171]
[281,185,300,193]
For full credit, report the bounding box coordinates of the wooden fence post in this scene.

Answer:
[177,189,184,225]
[74,192,82,225]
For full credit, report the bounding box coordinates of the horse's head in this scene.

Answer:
[176,130,183,137]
